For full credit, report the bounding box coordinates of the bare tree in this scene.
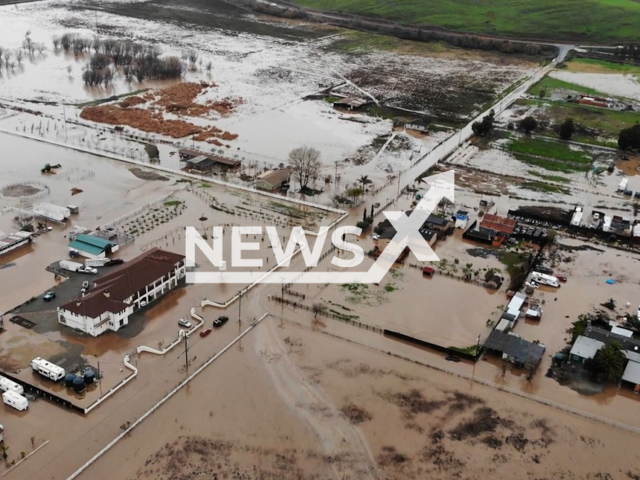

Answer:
[15,49,23,64]
[52,36,60,49]
[312,302,327,319]
[35,43,46,55]
[66,65,72,75]
[3,49,13,68]
[288,146,321,190]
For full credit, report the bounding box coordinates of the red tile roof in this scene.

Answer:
[60,248,184,318]
[480,214,516,234]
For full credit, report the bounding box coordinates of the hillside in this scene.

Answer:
[288,0,640,44]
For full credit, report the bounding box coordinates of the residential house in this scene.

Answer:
[569,336,605,364]
[406,118,429,133]
[57,248,185,336]
[483,331,545,368]
[480,213,516,236]
[375,227,438,252]
[255,168,291,191]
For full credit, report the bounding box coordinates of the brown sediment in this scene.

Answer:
[80,82,241,141]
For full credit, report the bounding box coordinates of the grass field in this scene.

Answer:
[526,170,570,183]
[507,136,593,163]
[566,58,640,75]
[291,0,640,43]
[527,77,601,98]
[515,98,640,141]
[514,154,591,173]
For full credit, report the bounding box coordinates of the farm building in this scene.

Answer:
[255,168,291,191]
[483,331,545,368]
[332,96,372,111]
[68,234,118,259]
[57,248,185,336]
[179,149,241,172]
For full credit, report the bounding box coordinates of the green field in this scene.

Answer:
[527,77,601,98]
[507,136,593,164]
[514,154,591,173]
[291,0,640,43]
[568,58,640,75]
[515,98,640,141]
[526,170,570,183]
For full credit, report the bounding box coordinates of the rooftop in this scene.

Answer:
[60,248,185,318]
[584,325,640,353]
[570,335,605,359]
[257,167,291,187]
[480,214,517,234]
[622,360,640,385]
[483,330,545,367]
[73,234,116,249]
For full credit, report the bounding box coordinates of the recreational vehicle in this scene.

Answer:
[0,375,24,395]
[531,272,560,288]
[2,390,28,411]
[30,357,65,381]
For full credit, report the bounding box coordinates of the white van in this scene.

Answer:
[2,390,28,411]
[0,375,24,395]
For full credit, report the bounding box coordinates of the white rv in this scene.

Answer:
[2,390,28,411]
[0,375,24,395]
[30,357,65,381]
[85,258,109,268]
[531,272,560,288]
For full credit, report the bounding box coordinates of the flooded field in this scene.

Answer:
[0,0,533,192]
[71,316,640,480]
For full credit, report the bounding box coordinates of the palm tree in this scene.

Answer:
[358,175,373,190]
[594,342,626,382]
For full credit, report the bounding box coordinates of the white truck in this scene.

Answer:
[2,390,28,411]
[30,357,65,381]
[85,258,109,268]
[59,260,84,272]
[0,375,24,395]
[531,272,560,288]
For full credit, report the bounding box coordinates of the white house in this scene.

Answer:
[57,248,185,336]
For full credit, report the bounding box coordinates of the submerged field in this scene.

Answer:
[289,0,640,43]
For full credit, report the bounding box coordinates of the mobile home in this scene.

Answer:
[30,357,65,381]
[0,375,24,395]
[2,391,28,411]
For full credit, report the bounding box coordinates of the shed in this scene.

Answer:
[332,97,371,110]
[69,234,118,259]
[255,168,291,191]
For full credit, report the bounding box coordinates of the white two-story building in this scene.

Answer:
[57,248,186,336]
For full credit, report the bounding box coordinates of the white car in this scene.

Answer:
[178,319,192,328]
[372,234,380,240]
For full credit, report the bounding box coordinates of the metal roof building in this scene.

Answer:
[68,234,118,260]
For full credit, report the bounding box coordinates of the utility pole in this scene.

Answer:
[183,332,189,373]
[279,281,284,329]
[237,289,244,352]
[62,105,68,140]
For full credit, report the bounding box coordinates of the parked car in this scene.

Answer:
[105,258,124,266]
[213,316,229,328]
[82,281,89,290]
[555,275,568,283]
[372,234,380,240]
[178,318,192,328]
[43,291,56,301]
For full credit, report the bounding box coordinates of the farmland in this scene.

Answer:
[288,0,640,43]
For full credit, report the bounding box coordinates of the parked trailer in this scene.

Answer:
[59,260,84,272]
[2,390,28,411]
[85,258,109,267]
[30,357,65,381]
[0,422,4,442]
[531,272,560,288]
[0,375,24,395]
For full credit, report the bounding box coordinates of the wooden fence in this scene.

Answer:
[270,295,383,334]
[408,263,498,289]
